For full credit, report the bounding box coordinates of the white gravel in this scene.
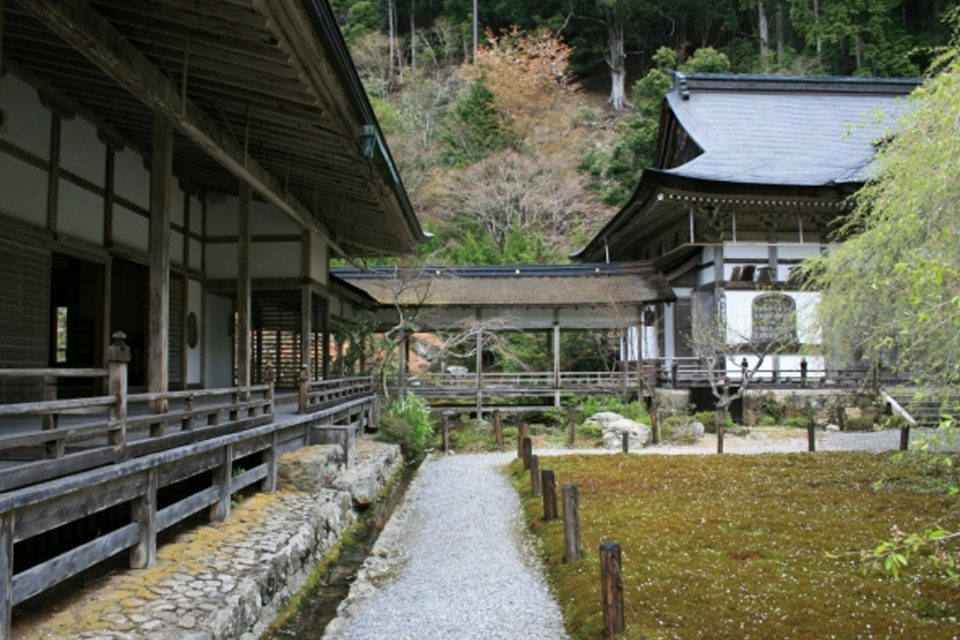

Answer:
[324,452,570,640]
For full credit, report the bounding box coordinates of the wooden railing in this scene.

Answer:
[656,357,905,388]
[0,335,382,638]
[298,371,374,413]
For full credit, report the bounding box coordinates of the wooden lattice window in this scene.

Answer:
[752,293,796,345]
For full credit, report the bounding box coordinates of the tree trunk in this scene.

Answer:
[716,404,726,454]
[410,0,416,73]
[388,0,398,87]
[603,2,633,111]
[758,0,770,72]
[813,0,822,58]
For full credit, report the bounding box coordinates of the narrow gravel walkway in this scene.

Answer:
[323,452,569,640]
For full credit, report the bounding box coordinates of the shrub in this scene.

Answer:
[759,392,785,423]
[784,416,812,429]
[379,392,435,461]
[692,410,734,434]
[659,416,699,444]
[578,395,651,424]
[760,415,778,426]
[579,422,603,441]
[845,416,876,432]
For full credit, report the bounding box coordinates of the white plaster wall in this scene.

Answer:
[310,233,328,285]
[724,290,821,345]
[205,192,236,236]
[113,206,149,252]
[190,196,203,234]
[170,229,184,266]
[724,244,769,260]
[204,292,234,388]
[169,182,184,227]
[253,242,299,278]
[60,117,105,187]
[113,148,149,208]
[206,244,238,279]
[57,180,104,245]
[0,153,47,226]
[1,74,50,158]
[187,278,203,385]
[252,201,299,234]
[189,238,203,272]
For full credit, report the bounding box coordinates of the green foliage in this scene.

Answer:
[438,75,509,168]
[681,46,732,73]
[691,410,734,434]
[658,416,699,444]
[759,392,786,423]
[579,421,603,441]
[784,415,812,429]
[845,416,877,432]
[379,392,435,461]
[577,395,650,424]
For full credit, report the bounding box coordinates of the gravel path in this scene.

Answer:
[324,452,569,640]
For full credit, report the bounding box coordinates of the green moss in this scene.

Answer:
[845,416,877,431]
[509,453,960,640]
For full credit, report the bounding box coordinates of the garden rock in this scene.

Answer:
[665,420,705,443]
[586,412,651,450]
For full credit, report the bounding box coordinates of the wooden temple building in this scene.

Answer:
[574,73,919,384]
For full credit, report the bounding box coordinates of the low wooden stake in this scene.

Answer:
[562,484,582,563]
[517,422,529,459]
[600,541,625,637]
[522,436,533,470]
[621,431,629,453]
[542,469,557,521]
[807,421,816,452]
[900,425,910,451]
[530,454,541,496]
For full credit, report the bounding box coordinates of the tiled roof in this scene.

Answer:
[664,73,918,186]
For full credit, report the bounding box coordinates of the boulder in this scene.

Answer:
[662,420,705,444]
[586,412,651,450]
[276,445,342,492]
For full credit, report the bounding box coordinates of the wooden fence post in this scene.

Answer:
[263,430,278,492]
[211,443,233,522]
[563,484,582,563]
[899,425,910,451]
[298,365,309,414]
[600,541,625,637]
[542,469,557,521]
[130,468,158,569]
[522,437,533,470]
[494,410,503,449]
[107,331,130,459]
[621,432,629,453]
[807,421,816,452]
[517,422,528,459]
[530,454,541,496]
[0,511,14,640]
[41,374,61,458]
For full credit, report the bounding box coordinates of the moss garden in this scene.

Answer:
[509,452,960,639]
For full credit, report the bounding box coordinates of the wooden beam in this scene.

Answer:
[23,0,333,246]
[149,113,173,412]
[237,182,252,390]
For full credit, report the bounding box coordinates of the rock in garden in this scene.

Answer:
[586,412,652,450]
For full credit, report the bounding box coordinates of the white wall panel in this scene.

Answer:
[187,279,203,385]
[0,154,46,226]
[57,180,103,245]
[206,244,238,279]
[252,201,299,234]
[205,192,237,236]
[252,242,299,278]
[112,206,149,252]
[114,148,149,207]
[0,75,50,157]
[60,117,105,186]
[204,292,234,388]
[310,233,328,285]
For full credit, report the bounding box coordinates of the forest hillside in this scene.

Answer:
[331,0,951,265]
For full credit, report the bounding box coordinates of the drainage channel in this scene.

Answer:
[267,463,417,639]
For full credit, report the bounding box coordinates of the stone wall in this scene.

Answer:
[740,388,876,427]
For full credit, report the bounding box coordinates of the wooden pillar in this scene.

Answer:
[397,325,406,392]
[542,469,557,521]
[600,541,626,637]
[211,443,233,522]
[107,332,130,458]
[475,316,483,418]
[553,320,561,408]
[563,484,582,563]
[301,284,312,376]
[148,113,172,412]
[237,181,252,392]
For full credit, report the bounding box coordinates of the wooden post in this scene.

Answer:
[552,322,561,408]
[211,443,233,522]
[567,409,576,447]
[107,331,130,459]
[807,421,816,452]
[264,365,275,414]
[522,436,532,470]
[563,484,582,563]
[475,319,483,418]
[298,365,309,414]
[621,431,629,453]
[600,541,625,637]
[130,468,158,569]
[182,395,194,430]
[148,112,172,414]
[716,408,725,454]
[0,511,14,640]
[493,409,503,449]
[542,469,557,521]
[41,375,62,458]
[237,181,252,393]
[517,422,528,459]
[263,430,278,492]
[530,454,541,496]
[899,425,910,451]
